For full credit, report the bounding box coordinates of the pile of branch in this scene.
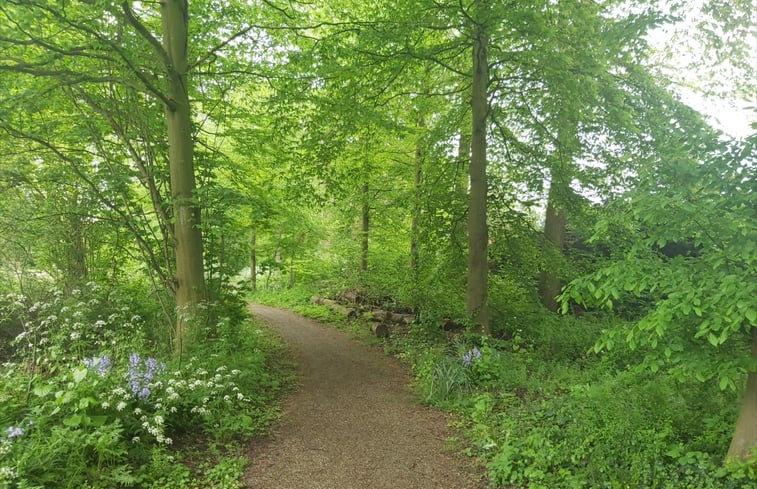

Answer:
[310,296,354,316]
[310,296,416,338]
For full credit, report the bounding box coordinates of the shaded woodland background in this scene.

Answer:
[0,0,755,487]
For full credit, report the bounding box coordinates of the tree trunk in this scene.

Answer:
[726,328,757,461]
[538,182,567,312]
[288,254,296,289]
[162,0,206,355]
[410,116,425,274]
[467,24,490,334]
[64,211,88,292]
[249,232,257,292]
[361,182,369,273]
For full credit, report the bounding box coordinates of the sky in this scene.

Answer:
[645,1,756,139]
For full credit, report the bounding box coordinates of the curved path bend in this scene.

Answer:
[244,304,485,489]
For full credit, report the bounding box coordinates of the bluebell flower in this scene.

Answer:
[98,356,112,376]
[5,426,23,439]
[462,347,482,367]
[83,355,112,376]
[128,353,165,401]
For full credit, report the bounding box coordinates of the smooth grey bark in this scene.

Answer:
[538,182,567,312]
[160,0,206,354]
[467,24,490,334]
[726,328,757,461]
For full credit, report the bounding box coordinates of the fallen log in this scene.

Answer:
[371,322,389,338]
[310,296,353,316]
[311,296,412,326]
[391,313,415,325]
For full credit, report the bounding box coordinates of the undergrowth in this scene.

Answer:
[390,314,755,488]
[0,283,293,488]
[255,284,756,488]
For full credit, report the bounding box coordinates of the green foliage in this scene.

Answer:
[1,284,149,367]
[0,281,290,489]
[381,312,753,488]
[563,135,757,388]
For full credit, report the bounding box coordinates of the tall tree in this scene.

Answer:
[145,0,206,351]
[0,0,270,352]
[467,1,490,332]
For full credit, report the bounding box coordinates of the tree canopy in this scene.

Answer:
[0,0,754,486]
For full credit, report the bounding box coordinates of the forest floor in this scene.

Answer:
[244,304,487,489]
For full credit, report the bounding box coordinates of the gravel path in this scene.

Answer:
[244,304,485,489]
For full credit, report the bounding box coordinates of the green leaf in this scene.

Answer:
[79,397,95,410]
[73,367,87,384]
[746,308,757,323]
[63,414,82,427]
[33,385,52,397]
[89,415,108,427]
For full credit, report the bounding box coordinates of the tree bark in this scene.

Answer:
[361,182,369,273]
[726,327,757,461]
[410,116,425,274]
[161,0,206,355]
[538,182,567,312]
[249,232,257,292]
[467,24,490,334]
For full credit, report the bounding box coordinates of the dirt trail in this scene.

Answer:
[245,304,485,489]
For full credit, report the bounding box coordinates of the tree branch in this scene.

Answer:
[189,26,255,71]
[121,1,172,68]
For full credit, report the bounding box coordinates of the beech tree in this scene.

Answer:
[563,94,756,460]
[0,0,263,352]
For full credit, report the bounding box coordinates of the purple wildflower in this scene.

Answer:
[128,353,165,401]
[129,353,140,369]
[83,355,112,376]
[5,426,24,439]
[98,356,112,376]
[462,347,482,367]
